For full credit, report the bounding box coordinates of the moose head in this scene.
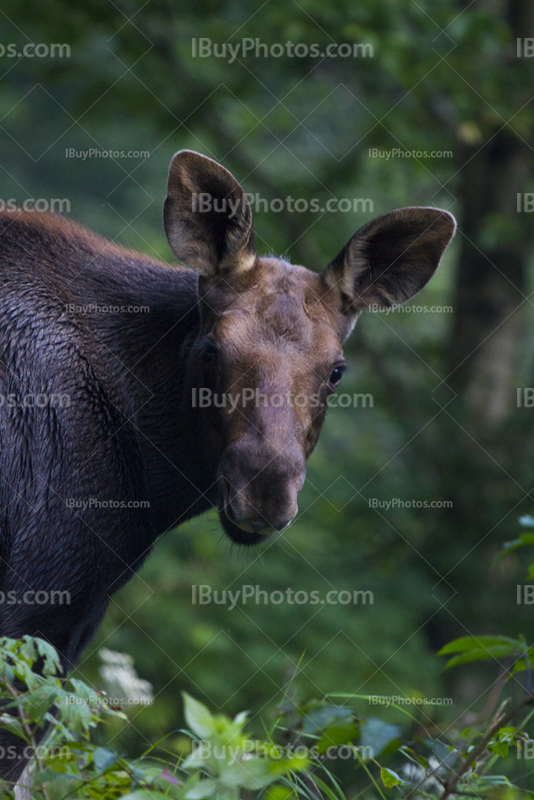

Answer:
[164,151,456,545]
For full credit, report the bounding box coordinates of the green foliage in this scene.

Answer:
[1,632,534,799]
[180,693,308,799]
[0,638,308,799]
[438,635,530,670]
[380,767,403,788]
[501,516,534,579]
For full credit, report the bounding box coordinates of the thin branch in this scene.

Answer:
[438,695,533,800]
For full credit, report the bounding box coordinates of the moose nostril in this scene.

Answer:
[222,499,269,533]
[220,454,301,535]
[247,519,272,533]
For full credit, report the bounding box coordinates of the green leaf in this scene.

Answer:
[511,655,534,673]
[438,635,521,655]
[69,678,97,702]
[316,719,359,753]
[300,703,353,734]
[30,637,62,675]
[461,727,482,745]
[182,693,215,739]
[264,787,294,800]
[93,746,118,772]
[444,645,522,669]
[182,746,206,770]
[33,769,79,787]
[478,775,512,787]
[361,718,402,756]
[381,767,403,788]
[0,714,30,742]
[185,779,218,799]
[413,753,429,769]
[222,755,306,791]
[380,738,403,758]
[501,533,534,558]
[489,741,509,759]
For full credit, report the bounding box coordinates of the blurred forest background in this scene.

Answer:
[1,0,534,771]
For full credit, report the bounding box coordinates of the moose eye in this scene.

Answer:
[329,365,345,386]
[202,343,218,364]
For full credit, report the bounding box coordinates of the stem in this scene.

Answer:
[405,694,532,800]
[437,696,533,800]
[4,680,51,800]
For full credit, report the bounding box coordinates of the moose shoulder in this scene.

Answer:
[0,150,454,781]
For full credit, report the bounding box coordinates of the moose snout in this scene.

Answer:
[219,438,306,535]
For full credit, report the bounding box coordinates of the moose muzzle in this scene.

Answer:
[219,435,306,536]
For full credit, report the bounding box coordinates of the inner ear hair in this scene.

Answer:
[325,206,456,314]
[164,150,256,276]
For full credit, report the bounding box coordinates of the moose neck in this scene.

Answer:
[87,263,215,537]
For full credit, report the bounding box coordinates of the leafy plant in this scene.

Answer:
[0,637,308,799]
[2,631,534,799]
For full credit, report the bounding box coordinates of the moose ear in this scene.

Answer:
[163,150,256,276]
[323,207,456,336]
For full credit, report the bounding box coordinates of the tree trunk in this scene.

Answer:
[448,0,533,425]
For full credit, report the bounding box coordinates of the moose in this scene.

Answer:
[0,150,455,783]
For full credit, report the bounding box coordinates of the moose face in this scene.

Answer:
[164,151,456,545]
